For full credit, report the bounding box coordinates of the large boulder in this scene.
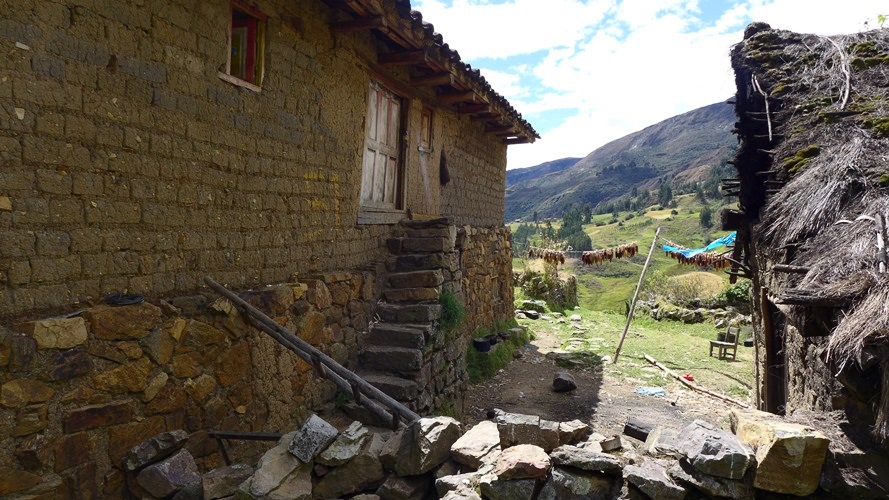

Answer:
[394,417,462,476]
[313,433,386,498]
[288,414,338,463]
[549,445,622,475]
[624,460,686,500]
[491,444,551,480]
[135,449,200,498]
[669,459,753,499]
[201,464,253,500]
[316,421,369,467]
[677,419,754,479]
[450,420,501,469]
[538,466,618,500]
[731,409,829,496]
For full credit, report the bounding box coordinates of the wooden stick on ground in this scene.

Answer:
[643,353,750,409]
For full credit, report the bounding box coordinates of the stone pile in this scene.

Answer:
[124,407,833,499]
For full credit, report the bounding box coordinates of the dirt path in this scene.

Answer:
[461,326,742,436]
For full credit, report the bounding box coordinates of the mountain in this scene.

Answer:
[505,101,736,221]
[506,157,581,185]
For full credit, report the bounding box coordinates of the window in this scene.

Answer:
[419,107,433,153]
[360,81,403,211]
[220,1,266,90]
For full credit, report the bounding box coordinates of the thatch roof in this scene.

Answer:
[731,24,889,436]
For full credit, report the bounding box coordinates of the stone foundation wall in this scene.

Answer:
[0,274,373,497]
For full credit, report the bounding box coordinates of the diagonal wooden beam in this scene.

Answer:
[331,15,386,32]
[410,72,453,86]
[378,49,428,65]
[502,137,531,145]
[456,104,490,114]
[438,91,476,104]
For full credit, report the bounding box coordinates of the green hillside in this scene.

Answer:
[512,194,737,313]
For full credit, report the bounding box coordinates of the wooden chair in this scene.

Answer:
[709,326,740,360]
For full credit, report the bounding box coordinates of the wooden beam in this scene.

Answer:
[331,16,386,32]
[502,137,530,145]
[378,49,428,66]
[456,104,490,114]
[410,72,453,86]
[470,113,500,122]
[773,264,810,274]
[437,90,477,104]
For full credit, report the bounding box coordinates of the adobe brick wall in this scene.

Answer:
[0,0,510,320]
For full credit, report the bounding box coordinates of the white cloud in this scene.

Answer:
[413,0,887,169]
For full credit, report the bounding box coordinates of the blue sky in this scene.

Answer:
[413,0,885,169]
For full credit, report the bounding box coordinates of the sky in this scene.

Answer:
[412,0,886,169]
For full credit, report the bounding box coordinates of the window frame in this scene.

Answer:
[218,0,267,92]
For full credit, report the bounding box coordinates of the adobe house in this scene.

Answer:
[727,23,889,495]
[0,0,536,495]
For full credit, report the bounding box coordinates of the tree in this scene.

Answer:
[700,204,713,227]
[658,181,673,207]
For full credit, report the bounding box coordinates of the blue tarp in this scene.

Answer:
[635,387,666,397]
[662,232,736,259]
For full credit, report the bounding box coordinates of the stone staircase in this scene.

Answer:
[358,218,459,413]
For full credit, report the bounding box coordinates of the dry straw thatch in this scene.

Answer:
[736,26,889,438]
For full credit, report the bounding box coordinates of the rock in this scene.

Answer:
[0,466,42,496]
[558,419,591,446]
[47,348,93,381]
[820,447,889,499]
[522,310,540,320]
[495,410,540,448]
[677,419,754,479]
[17,434,49,470]
[436,472,478,496]
[569,314,582,322]
[478,474,536,500]
[380,429,403,471]
[624,461,686,500]
[549,445,622,474]
[202,463,253,500]
[730,409,829,496]
[125,429,189,471]
[394,416,463,476]
[14,317,88,349]
[288,414,338,462]
[136,449,200,498]
[258,461,313,500]
[317,421,369,466]
[491,444,551,480]
[643,426,682,458]
[600,435,622,452]
[93,357,153,394]
[552,372,577,393]
[440,486,482,500]
[249,442,304,497]
[215,341,251,387]
[451,420,501,469]
[54,432,91,472]
[84,302,162,340]
[538,466,617,500]
[1,378,55,408]
[669,459,753,499]
[64,399,133,433]
[314,433,386,498]
[375,474,434,500]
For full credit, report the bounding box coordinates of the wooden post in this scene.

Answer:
[613,227,661,363]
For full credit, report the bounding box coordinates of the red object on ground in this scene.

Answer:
[682,373,695,382]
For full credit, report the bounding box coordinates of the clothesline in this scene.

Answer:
[661,232,736,259]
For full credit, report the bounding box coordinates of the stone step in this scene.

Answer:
[387,237,454,254]
[382,287,441,303]
[387,269,444,289]
[368,323,430,349]
[360,346,422,372]
[387,254,456,273]
[376,303,442,323]
[357,371,419,401]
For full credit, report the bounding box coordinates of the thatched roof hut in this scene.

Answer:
[729,23,889,442]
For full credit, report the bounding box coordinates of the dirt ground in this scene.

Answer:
[461,326,741,437]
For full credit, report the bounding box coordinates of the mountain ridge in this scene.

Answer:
[505,101,736,221]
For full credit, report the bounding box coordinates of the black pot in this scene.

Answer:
[473,338,491,352]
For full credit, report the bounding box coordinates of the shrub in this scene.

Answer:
[439,290,465,339]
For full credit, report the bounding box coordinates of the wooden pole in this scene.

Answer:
[643,353,749,408]
[613,227,661,363]
[204,277,420,427]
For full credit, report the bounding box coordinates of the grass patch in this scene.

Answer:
[439,290,465,339]
[467,328,532,384]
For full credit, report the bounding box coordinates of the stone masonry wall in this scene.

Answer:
[0,274,372,497]
[0,0,510,320]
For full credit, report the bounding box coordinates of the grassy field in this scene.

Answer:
[509,193,754,397]
[515,306,755,399]
[511,194,737,313]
